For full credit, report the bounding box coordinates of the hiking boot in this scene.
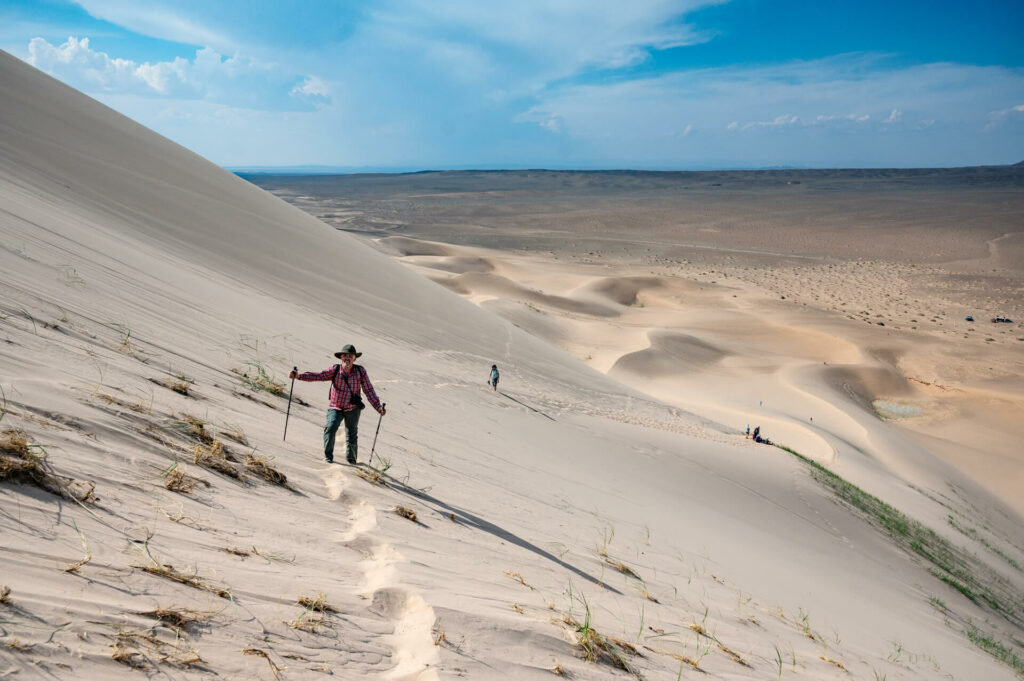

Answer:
[346,456,357,465]
[324,456,333,463]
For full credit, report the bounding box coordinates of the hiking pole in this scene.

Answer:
[283,366,297,441]
[368,402,386,467]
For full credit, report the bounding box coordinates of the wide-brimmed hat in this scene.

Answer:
[334,344,362,358]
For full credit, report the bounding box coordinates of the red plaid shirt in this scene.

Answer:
[298,364,382,413]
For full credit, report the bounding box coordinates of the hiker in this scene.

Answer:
[290,344,385,464]
[745,425,750,438]
[752,425,760,442]
[489,364,500,392]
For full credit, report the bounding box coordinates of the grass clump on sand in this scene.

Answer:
[243,648,285,680]
[163,462,198,493]
[178,414,214,444]
[245,453,287,486]
[297,593,337,613]
[0,429,96,503]
[394,506,417,521]
[139,607,213,633]
[137,563,231,600]
[565,593,636,676]
[193,441,240,479]
[0,586,11,604]
[233,362,286,397]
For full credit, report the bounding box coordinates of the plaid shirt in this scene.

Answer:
[298,364,382,413]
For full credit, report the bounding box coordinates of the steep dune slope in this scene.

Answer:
[2,51,1022,681]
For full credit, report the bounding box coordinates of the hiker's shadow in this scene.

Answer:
[497,391,556,422]
[382,476,619,594]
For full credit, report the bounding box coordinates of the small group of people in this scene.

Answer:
[745,424,772,445]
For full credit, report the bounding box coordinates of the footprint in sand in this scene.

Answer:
[323,467,441,680]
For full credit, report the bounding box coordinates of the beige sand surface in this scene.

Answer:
[3,50,1024,681]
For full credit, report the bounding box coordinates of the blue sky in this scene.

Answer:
[3,0,1023,169]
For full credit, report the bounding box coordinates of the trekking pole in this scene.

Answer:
[283,366,297,441]
[368,403,386,467]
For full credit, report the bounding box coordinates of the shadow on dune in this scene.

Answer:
[379,474,620,594]
[498,391,556,421]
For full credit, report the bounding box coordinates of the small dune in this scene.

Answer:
[610,330,727,378]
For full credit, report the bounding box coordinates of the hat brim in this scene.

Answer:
[334,351,362,358]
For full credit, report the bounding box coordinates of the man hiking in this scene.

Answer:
[290,345,385,464]
[489,364,500,392]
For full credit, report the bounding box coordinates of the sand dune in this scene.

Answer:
[3,49,1024,681]
[611,330,728,377]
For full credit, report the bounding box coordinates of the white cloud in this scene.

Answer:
[743,114,798,130]
[26,36,327,111]
[1014,104,1024,112]
[682,124,693,136]
[726,121,738,131]
[883,108,902,123]
[73,1,233,50]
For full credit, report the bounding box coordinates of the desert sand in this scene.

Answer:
[3,49,1024,681]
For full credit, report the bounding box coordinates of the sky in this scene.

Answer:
[3,0,1024,170]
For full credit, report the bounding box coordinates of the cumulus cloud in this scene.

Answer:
[26,36,328,111]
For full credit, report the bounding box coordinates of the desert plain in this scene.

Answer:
[3,49,1024,681]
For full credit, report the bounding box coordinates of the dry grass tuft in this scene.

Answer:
[512,603,524,614]
[688,623,708,637]
[244,647,285,680]
[504,571,534,589]
[565,614,634,675]
[180,414,214,444]
[111,644,149,669]
[820,655,847,671]
[552,661,566,676]
[0,586,10,604]
[433,628,447,646]
[604,557,640,579]
[112,628,204,670]
[6,638,32,652]
[222,547,251,557]
[1,429,96,502]
[163,462,196,493]
[394,506,417,521]
[289,612,326,633]
[719,643,751,667]
[245,453,287,486]
[297,593,337,613]
[645,645,702,669]
[193,441,240,479]
[356,467,385,484]
[140,607,213,632]
[222,425,249,446]
[94,390,151,414]
[138,564,231,599]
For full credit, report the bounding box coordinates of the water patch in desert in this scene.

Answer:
[872,399,924,419]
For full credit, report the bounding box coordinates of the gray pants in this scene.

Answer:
[324,408,360,462]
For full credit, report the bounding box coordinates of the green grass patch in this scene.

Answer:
[774,444,1019,629]
[966,622,1024,676]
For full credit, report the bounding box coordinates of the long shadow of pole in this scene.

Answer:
[498,391,556,422]
[380,474,619,594]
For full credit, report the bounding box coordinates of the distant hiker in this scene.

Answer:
[290,345,385,465]
[753,425,760,442]
[489,364,500,392]
[745,425,750,438]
